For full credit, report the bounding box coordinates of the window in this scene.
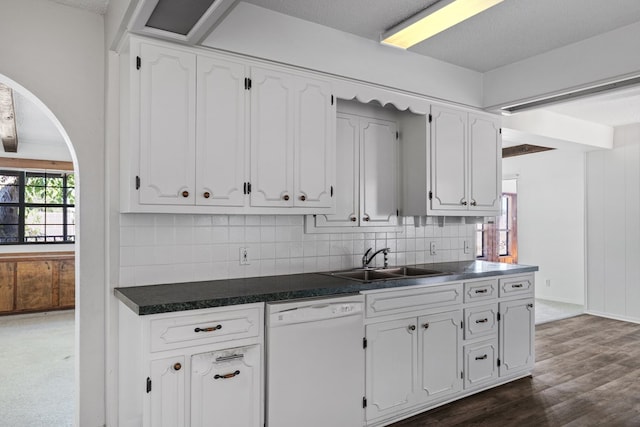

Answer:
[476,193,517,262]
[0,170,75,244]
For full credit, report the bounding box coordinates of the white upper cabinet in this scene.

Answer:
[250,67,296,207]
[196,55,248,207]
[138,43,196,206]
[401,105,501,217]
[121,38,335,214]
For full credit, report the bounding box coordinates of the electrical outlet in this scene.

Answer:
[239,247,250,265]
[464,240,470,254]
[430,241,437,256]
[546,279,551,287]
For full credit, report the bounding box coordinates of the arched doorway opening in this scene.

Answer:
[0,74,79,426]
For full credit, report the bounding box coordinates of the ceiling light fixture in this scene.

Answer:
[381,0,504,49]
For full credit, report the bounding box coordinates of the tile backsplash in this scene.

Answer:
[119,214,477,286]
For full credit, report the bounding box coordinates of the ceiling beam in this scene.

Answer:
[0,83,18,153]
[502,144,555,158]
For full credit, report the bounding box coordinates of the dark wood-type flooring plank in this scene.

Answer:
[391,314,640,427]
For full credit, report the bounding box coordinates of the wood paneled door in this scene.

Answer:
[0,252,75,315]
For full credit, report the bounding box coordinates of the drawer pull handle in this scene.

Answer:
[475,318,489,324]
[475,354,488,360]
[512,284,523,288]
[214,370,240,380]
[408,325,416,331]
[475,289,488,294]
[194,325,222,333]
[216,354,244,363]
[173,363,182,371]
[422,323,429,329]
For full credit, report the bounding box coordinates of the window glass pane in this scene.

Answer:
[46,224,65,240]
[45,207,64,224]
[67,224,75,241]
[0,224,19,243]
[0,174,20,203]
[0,205,20,225]
[498,196,508,229]
[25,224,45,241]
[476,230,483,257]
[25,175,46,203]
[25,207,45,225]
[66,207,75,225]
[66,188,75,204]
[48,175,64,187]
[499,231,508,256]
[66,173,75,188]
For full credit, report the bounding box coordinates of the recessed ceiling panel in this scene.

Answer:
[146,0,217,35]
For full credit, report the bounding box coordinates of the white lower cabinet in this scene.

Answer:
[118,303,264,427]
[499,298,535,377]
[464,339,498,390]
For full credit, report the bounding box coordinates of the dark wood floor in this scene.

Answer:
[391,314,640,427]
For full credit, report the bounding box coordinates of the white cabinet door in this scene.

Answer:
[468,113,501,213]
[138,44,196,205]
[315,113,359,227]
[366,318,418,421]
[464,339,498,389]
[250,67,295,207]
[429,105,467,212]
[499,298,535,377]
[191,345,261,427]
[149,356,185,427]
[196,55,248,207]
[294,77,335,208]
[361,118,399,226]
[417,310,463,403]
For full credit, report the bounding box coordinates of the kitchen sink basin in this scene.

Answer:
[323,266,450,282]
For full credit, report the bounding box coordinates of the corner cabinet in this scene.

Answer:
[402,105,502,217]
[118,303,264,427]
[120,37,335,215]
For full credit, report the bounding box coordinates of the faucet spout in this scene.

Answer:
[362,247,391,269]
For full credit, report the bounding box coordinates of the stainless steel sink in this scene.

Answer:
[323,266,450,282]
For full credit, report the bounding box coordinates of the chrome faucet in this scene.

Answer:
[362,247,391,269]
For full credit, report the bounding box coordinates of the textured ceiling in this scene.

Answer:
[245,0,640,72]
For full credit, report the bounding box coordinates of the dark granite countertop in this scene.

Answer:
[114,260,538,315]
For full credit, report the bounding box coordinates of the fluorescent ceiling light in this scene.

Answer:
[381,0,504,49]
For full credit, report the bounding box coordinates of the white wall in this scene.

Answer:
[203,2,483,108]
[586,124,640,322]
[503,149,585,304]
[0,1,106,426]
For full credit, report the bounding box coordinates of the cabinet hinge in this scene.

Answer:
[331,185,334,197]
[363,337,367,349]
[362,397,367,408]
[428,191,433,200]
[499,128,502,134]
[331,95,334,105]
[244,182,252,195]
[244,77,252,90]
[428,113,432,123]
[136,56,141,70]
[146,377,152,393]
[497,312,501,321]
[396,209,399,217]
[461,321,464,329]
[396,131,399,140]
[461,371,464,379]
[135,175,140,190]
[497,358,501,367]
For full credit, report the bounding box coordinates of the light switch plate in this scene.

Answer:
[430,241,437,255]
[239,247,250,265]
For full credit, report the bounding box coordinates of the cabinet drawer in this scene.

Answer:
[365,283,462,318]
[499,275,534,298]
[464,279,498,303]
[464,339,498,389]
[150,307,261,352]
[464,304,498,340]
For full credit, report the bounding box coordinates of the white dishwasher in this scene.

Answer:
[266,294,365,427]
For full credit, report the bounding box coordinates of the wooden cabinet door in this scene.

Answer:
[417,310,463,403]
[15,261,53,311]
[58,259,75,308]
[196,56,248,207]
[469,113,501,214]
[0,262,15,312]
[293,76,335,208]
[250,67,295,207]
[148,356,185,427]
[360,117,399,226]
[365,318,418,421]
[315,113,359,227]
[499,298,535,377]
[138,43,196,206]
[191,345,261,427]
[429,105,467,212]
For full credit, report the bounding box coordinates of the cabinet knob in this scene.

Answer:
[299,195,306,201]
[422,323,429,329]
[470,200,477,206]
[408,325,416,331]
[350,215,357,222]
[283,194,290,201]
[182,191,189,198]
[461,201,468,206]
[203,192,211,199]
[173,362,182,371]
[527,303,534,308]
[363,215,370,222]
